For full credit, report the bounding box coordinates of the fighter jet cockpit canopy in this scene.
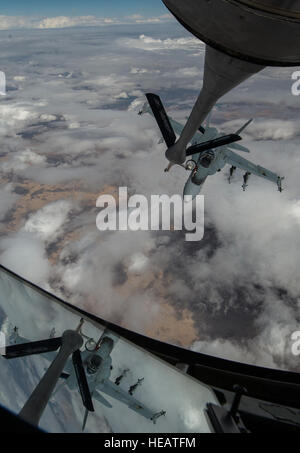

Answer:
[200,152,214,168]
[86,355,103,376]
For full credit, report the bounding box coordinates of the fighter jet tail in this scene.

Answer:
[145,93,176,148]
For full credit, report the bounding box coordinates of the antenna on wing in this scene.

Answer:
[235,119,253,136]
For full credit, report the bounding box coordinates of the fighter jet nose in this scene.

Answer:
[165,142,186,165]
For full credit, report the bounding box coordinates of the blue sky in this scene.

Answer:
[0,0,166,17]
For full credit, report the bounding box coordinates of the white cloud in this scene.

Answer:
[222,119,299,140]
[129,14,173,24]
[119,34,203,52]
[39,114,57,122]
[0,14,172,30]
[36,16,122,29]
[0,232,50,285]
[0,185,19,221]
[115,92,129,100]
[130,67,161,75]
[0,104,37,131]
[249,120,298,140]
[23,200,73,242]
[172,67,201,77]
[0,15,29,30]
[13,76,26,82]
[128,253,149,275]
[1,149,46,173]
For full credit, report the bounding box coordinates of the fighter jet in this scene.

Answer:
[5,323,163,430]
[160,0,300,166]
[140,93,284,199]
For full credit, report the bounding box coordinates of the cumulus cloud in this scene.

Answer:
[23,199,73,242]
[0,184,19,221]
[0,232,50,285]
[126,14,172,24]
[222,119,300,141]
[13,76,26,82]
[1,149,46,173]
[0,14,172,31]
[0,15,30,30]
[192,293,299,370]
[119,34,203,52]
[0,104,37,131]
[128,253,150,275]
[37,16,108,29]
[248,120,299,140]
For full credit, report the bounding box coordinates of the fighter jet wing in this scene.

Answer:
[227,142,250,153]
[97,380,156,420]
[7,327,62,366]
[225,149,284,190]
